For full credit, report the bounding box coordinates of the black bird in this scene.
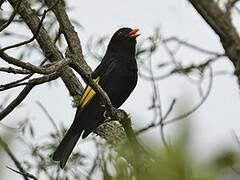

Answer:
[53,27,140,168]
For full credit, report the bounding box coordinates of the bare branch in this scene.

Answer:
[188,0,240,84]
[0,64,60,121]
[0,136,33,180]
[232,130,240,147]
[0,71,60,91]
[162,99,177,120]
[44,0,91,72]
[0,59,48,92]
[69,62,114,115]
[5,0,145,162]
[226,0,240,15]
[0,51,72,74]
[164,66,213,125]
[0,66,30,74]
[137,67,213,134]
[7,166,38,180]
[163,37,224,56]
[36,101,60,135]
[0,0,22,32]
[7,0,83,97]
[0,85,33,120]
[0,1,57,52]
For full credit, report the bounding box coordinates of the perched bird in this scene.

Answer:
[53,27,140,168]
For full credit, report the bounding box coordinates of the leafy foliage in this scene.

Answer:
[1,113,240,180]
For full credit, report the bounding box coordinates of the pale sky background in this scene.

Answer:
[1,0,240,179]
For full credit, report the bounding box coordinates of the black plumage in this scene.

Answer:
[53,27,140,168]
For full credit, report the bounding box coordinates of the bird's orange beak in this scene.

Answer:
[128,28,141,38]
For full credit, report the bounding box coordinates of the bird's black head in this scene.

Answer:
[107,27,140,58]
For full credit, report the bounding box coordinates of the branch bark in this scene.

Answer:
[44,0,91,73]
[7,0,84,96]
[0,0,21,32]
[0,0,84,120]
[188,0,240,84]
[0,51,70,74]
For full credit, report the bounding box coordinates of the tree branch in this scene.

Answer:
[7,167,38,180]
[0,0,85,120]
[0,51,71,74]
[7,0,83,97]
[44,0,91,73]
[163,37,224,56]
[188,0,240,84]
[0,136,36,180]
[0,58,72,120]
[0,0,22,32]
[0,66,30,74]
[0,85,33,120]
[0,71,60,91]
[226,0,240,16]
[0,0,55,52]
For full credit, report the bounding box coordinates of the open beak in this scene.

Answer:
[128,28,141,38]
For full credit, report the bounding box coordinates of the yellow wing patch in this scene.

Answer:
[79,77,100,108]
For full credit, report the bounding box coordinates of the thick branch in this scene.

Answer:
[7,0,83,96]
[0,0,84,120]
[0,51,70,74]
[0,1,53,52]
[45,0,91,73]
[188,0,240,80]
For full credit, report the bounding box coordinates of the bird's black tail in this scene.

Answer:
[53,128,82,168]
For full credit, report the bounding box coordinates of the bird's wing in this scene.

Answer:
[78,76,100,108]
[78,56,116,109]
[99,60,117,87]
[91,53,114,78]
[79,56,116,108]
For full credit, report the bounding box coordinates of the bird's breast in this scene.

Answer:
[105,59,138,108]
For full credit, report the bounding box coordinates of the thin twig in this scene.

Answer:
[226,0,240,15]
[69,62,114,115]
[0,0,22,32]
[0,51,81,75]
[0,58,49,91]
[162,99,176,120]
[36,101,60,135]
[7,166,38,180]
[0,136,35,180]
[0,74,33,89]
[0,85,34,120]
[137,67,213,133]
[232,130,240,148]
[0,0,60,52]
[0,72,60,91]
[164,66,213,125]
[0,66,31,74]
[163,37,224,56]
[0,0,82,122]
